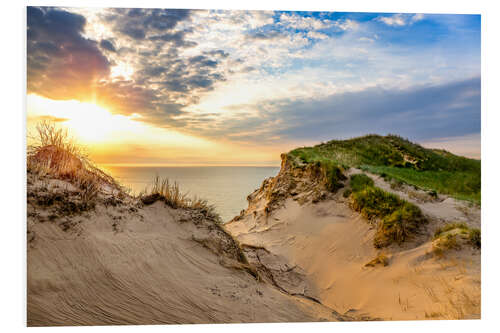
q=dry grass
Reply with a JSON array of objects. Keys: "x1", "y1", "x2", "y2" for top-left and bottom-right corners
[
  {"x1": 364, "y1": 253, "x2": 389, "y2": 267},
  {"x1": 432, "y1": 222, "x2": 481, "y2": 256},
  {"x1": 141, "y1": 176, "x2": 221, "y2": 223},
  {"x1": 27, "y1": 121, "x2": 121, "y2": 206}
]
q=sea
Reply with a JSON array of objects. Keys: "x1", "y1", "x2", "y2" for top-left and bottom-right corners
[{"x1": 102, "y1": 166, "x2": 280, "y2": 222}]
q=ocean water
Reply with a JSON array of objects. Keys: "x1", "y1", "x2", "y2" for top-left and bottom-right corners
[{"x1": 103, "y1": 166, "x2": 279, "y2": 222}]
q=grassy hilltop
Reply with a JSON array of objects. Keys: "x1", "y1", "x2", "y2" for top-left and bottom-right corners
[{"x1": 288, "y1": 135, "x2": 481, "y2": 204}]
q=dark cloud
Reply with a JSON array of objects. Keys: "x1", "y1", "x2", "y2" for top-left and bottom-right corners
[
  {"x1": 278, "y1": 78, "x2": 480, "y2": 142},
  {"x1": 185, "y1": 78, "x2": 480, "y2": 145},
  {"x1": 245, "y1": 30, "x2": 285, "y2": 41},
  {"x1": 121, "y1": 26, "x2": 146, "y2": 40},
  {"x1": 107, "y1": 8, "x2": 193, "y2": 41},
  {"x1": 99, "y1": 39, "x2": 116, "y2": 52},
  {"x1": 269, "y1": 78, "x2": 481, "y2": 143},
  {"x1": 188, "y1": 55, "x2": 218, "y2": 68},
  {"x1": 27, "y1": 7, "x2": 110, "y2": 100},
  {"x1": 203, "y1": 49, "x2": 229, "y2": 58},
  {"x1": 149, "y1": 30, "x2": 197, "y2": 47}
]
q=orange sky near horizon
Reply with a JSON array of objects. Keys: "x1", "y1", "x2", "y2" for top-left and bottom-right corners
[{"x1": 26, "y1": 94, "x2": 288, "y2": 166}]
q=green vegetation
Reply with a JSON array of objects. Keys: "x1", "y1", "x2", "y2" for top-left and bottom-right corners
[
  {"x1": 347, "y1": 173, "x2": 426, "y2": 248},
  {"x1": 469, "y1": 228, "x2": 481, "y2": 248},
  {"x1": 342, "y1": 188, "x2": 352, "y2": 198},
  {"x1": 360, "y1": 165, "x2": 480, "y2": 203},
  {"x1": 349, "y1": 173, "x2": 374, "y2": 192},
  {"x1": 351, "y1": 186, "x2": 402, "y2": 219},
  {"x1": 318, "y1": 160, "x2": 346, "y2": 192},
  {"x1": 434, "y1": 222, "x2": 481, "y2": 250},
  {"x1": 288, "y1": 134, "x2": 480, "y2": 203}
]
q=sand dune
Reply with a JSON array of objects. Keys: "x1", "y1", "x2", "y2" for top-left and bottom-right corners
[
  {"x1": 27, "y1": 171, "x2": 346, "y2": 326},
  {"x1": 226, "y1": 164, "x2": 481, "y2": 320}
]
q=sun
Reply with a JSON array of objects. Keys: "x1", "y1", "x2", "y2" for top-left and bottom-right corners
[
  {"x1": 27, "y1": 95, "x2": 135, "y2": 143},
  {"x1": 26, "y1": 94, "x2": 215, "y2": 151}
]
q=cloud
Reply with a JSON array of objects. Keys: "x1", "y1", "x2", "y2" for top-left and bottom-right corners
[
  {"x1": 272, "y1": 77, "x2": 481, "y2": 142},
  {"x1": 307, "y1": 31, "x2": 329, "y2": 40},
  {"x1": 27, "y1": 7, "x2": 111, "y2": 100},
  {"x1": 107, "y1": 8, "x2": 192, "y2": 39},
  {"x1": 148, "y1": 30, "x2": 197, "y2": 47},
  {"x1": 245, "y1": 30, "x2": 285, "y2": 41},
  {"x1": 99, "y1": 39, "x2": 116, "y2": 52},
  {"x1": 188, "y1": 78, "x2": 480, "y2": 147},
  {"x1": 377, "y1": 13, "x2": 425, "y2": 26},
  {"x1": 279, "y1": 13, "x2": 331, "y2": 30}
]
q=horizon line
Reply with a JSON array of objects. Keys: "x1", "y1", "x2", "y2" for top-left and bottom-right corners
[{"x1": 100, "y1": 163, "x2": 282, "y2": 168}]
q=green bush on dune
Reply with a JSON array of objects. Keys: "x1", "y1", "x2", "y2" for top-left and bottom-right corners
[
  {"x1": 349, "y1": 175, "x2": 426, "y2": 248},
  {"x1": 319, "y1": 160, "x2": 346, "y2": 192},
  {"x1": 349, "y1": 173, "x2": 374, "y2": 192}
]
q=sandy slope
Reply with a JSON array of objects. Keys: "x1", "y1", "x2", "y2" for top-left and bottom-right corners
[
  {"x1": 27, "y1": 172, "x2": 345, "y2": 326},
  {"x1": 226, "y1": 167, "x2": 481, "y2": 320}
]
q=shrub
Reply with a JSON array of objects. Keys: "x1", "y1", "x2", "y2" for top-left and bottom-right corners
[
  {"x1": 432, "y1": 233, "x2": 462, "y2": 257},
  {"x1": 349, "y1": 173, "x2": 374, "y2": 192},
  {"x1": 434, "y1": 222, "x2": 469, "y2": 239},
  {"x1": 468, "y1": 228, "x2": 481, "y2": 248},
  {"x1": 343, "y1": 188, "x2": 352, "y2": 198},
  {"x1": 351, "y1": 186, "x2": 402, "y2": 220},
  {"x1": 374, "y1": 203, "x2": 426, "y2": 248},
  {"x1": 432, "y1": 222, "x2": 481, "y2": 255},
  {"x1": 352, "y1": 185, "x2": 426, "y2": 247},
  {"x1": 319, "y1": 160, "x2": 346, "y2": 192}
]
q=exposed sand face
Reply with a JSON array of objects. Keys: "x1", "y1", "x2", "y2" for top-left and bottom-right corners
[
  {"x1": 226, "y1": 168, "x2": 481, "y2": 321},
  {"x1": 27, "y1": 172, "x2": 346, "y2": 326}
]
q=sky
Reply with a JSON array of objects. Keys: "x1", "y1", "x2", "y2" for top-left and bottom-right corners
[{"x1": 26, "y1": 7, "x2": 481, "y2": 165}]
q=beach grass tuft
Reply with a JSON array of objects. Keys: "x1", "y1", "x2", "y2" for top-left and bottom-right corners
[
  {"x1": 141, "y1": 176, "x2": 221, "y2": 223},
  {"x1": 27, "y1": 121, "x2": 120, "y2": 206}
]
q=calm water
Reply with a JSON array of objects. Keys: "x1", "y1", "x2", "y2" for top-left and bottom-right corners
[{"x1": 103, "y1": 166, "x2": 279, "y2": 222}]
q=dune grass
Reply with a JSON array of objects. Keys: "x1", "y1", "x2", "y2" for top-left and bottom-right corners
[
  {"x1": 141, "y1": 176, "x2": 221, "y2": 223},
  {"x1": 27, "y1": 121, "x2": 120, "y2": 206},
  {"x1": 360, "y1": 165, "x2": 480, "y2": 203},
  {"x1": 349, "y1": 173, "x2": 374, "y2": 192},
  {"x1": 364, "y1": 253, "x2": 389, "y2": 267},
  {"x1": 433, "y1": 222, "x2": 481, "y2": 249},
  {"x1": 288, "y1": 134, "x2": 480, "y2": 204},
  {"x1": 318, "y1": 160, "x2": 346, "y2": 192},
  {"x1": 348, "y1": 173, "x2": 426, "y2": 248}
]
